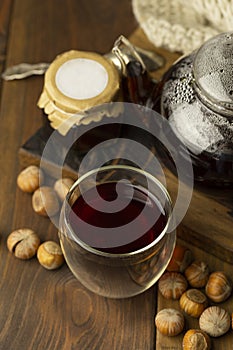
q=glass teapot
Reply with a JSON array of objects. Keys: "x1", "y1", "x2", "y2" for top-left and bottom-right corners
[{"x1": 149, "y1": 32, "x2": 233, "y2": 187}]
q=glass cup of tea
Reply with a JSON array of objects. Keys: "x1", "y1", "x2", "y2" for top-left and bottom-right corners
[{"x1": 59, "y1": 165, "x2": 176, "y2": 298}]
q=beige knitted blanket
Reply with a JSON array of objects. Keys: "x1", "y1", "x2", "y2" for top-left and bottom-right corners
[{"x1": 132, "y1": 0, "x2": 233, "y2": 54}]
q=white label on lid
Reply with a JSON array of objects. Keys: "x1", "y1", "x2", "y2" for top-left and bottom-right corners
[{"x1": 55, "y1": 58, "x2": 109, "y2": 100}]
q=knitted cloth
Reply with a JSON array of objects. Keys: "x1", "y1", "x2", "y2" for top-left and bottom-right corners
[{"x1": 132, "y1": 0, "x2": 233, "y2": 54}]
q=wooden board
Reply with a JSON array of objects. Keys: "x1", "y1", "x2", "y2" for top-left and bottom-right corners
[{"x1": 156, "y1": 238, "x2": 233, "y2": 350}]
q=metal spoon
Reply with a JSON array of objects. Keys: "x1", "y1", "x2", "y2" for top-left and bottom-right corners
[{"x1": 1, "y1": 62, "x2": 50, "y2": 81}]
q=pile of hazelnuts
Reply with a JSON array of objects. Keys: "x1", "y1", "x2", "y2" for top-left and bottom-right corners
[
  {"x1": 155, "y1": 245, "x2": 233, "y2": 349},
  {"x1": 7, "y1": 165, "x2": 75, "y2": 270}
]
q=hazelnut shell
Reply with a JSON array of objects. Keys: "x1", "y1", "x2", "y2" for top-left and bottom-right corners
[
  {"x1": 32, "y1": 186, "x2": 60, "y2": 217},
  {"x1": 199, "y1": 306, "x2": 230, "y2": 337},
  {"x1": 167, "y1": 245, "x2": 193, "y2": 273},
  {"x1": 17, "y1": 165, "x2": 44, "y2": 193},
  {"x1": 184, "y1": 260, "x2": 209, "y2": 288},
  {"x1": 180, "y1": 289, "x2": 208, "y2": 318},
  {"x1": 37, "y1": 241, "x2": 64, "y2": 270},
  {"x1": 158, "y1": 272, "x2": 188, "y2": 300},
  {"x1": 54, "y1": 177, "x2": 74, "y2": 202},
  {"x1": 205, "y1": 271, "x2": 232, "y2": 303},
  {"x1": 182, "y1": 329, "x2": 211, "y2": 350},
  {"x1": 7, "y1": 228, "x2": 40, "y2": 259},
  {"x1": 155, "y1": 308, "x2": 184, "y2": 336}
]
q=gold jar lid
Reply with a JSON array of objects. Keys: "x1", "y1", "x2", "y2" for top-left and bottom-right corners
[{"x1": 38, "y1": 50, "x2": 121, "y2": 135}]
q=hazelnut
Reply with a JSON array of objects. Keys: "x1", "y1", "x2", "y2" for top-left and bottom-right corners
[
  {"x1": 182, "y1": 329, "x2": 211, "y2": 350},
  {"x1": 179, "y1": 289, "x2": 208, "y2": 318},
  {"x1": 184, "y1": 261, "x2": 209, "y2": 288},
  {"x1": 32, "y1": 186, "x2": 60, "y2": 217},
  {"x1": 7, "y1": 228, "x2": 40, "y2": 259},
  {"x1": 155, "y1": 308, "x2": 184, "y2": 336},
  {"x1": 199, "y1": 306, "x2": 230, "y2": 337},
  {"x1": 17, "y1": 165, "x2": 44, "y2": 193},
  {"x1": 158, "y1": 272, "x2": 188, "y2": 300},
  {"x1": 205, "y1": 271, "x2": 232, "y2": 303},
  {"x1": 167, "y1": 245, "x2": 193, "y2": 273},
  {"x1": 37, "y1": 241, "x2": 64, "y2": 270},
  {"x1": 54, "y1": 177, "x2": 74, "y2": 202}
]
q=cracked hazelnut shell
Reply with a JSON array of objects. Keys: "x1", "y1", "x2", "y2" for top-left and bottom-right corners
[
  {"x1": 182, "y1": 329, "x2": 211, "y2": 350},
  {"x1": 7, "y1": 228, "x2": 40, "y2": 259}
]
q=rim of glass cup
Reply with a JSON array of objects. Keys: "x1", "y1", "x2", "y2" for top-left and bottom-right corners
[{"x1": 63, "y1": 165, "x2": 173, "y2": 258}]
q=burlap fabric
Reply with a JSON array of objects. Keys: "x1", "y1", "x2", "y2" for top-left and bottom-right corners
[{"x1": 132, "y1": 0, "x2": 233, "y2": 54}]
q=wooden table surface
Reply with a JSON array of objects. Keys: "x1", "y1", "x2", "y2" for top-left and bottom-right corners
[{"x1": 0, "y1": 1, "x2": 232, "y2": 349}]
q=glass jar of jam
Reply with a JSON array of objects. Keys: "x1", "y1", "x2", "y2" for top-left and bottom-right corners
[
  {"x1": 37, "y1": 36, "x2": 154, "y2": 171},
  {"x1": 149, "y1": 32, "x2": 233, "y2": 187}
]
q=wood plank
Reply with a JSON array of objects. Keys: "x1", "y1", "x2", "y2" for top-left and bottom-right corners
[
  {"x1": 0, "y1": 0, "x2": 13, "y2": 71},
  {"x1": 0, "y1": 0, "x2": 20, "y2": 234},
  {"x1": 0, "y1": 1, "x2": 157, "y2": 350}
]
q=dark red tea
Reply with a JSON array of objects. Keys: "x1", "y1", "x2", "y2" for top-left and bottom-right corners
[{"x1": 68, "y1": 181, "x2": 167, "y2": 254}]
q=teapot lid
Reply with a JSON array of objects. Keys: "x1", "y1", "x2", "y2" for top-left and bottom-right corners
[{"x1": 193, "y1": 32, "x2": 233, "y2": 115}]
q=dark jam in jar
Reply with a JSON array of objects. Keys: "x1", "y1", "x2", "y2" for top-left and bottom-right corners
[{"x1": 68, "y1": 181, "x2": 167, "y2": 254}]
